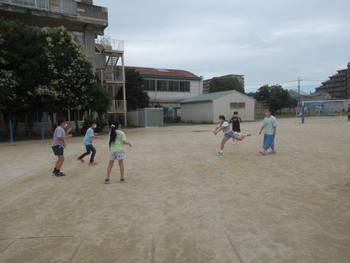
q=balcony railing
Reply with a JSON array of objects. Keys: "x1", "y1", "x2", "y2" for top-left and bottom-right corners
[
  {"x1": 108, "y1": 100, "x2": 126, "y2": 113},
  {"x1": 96, "y1": 37, "x2": 124, "y2": 52},
  {"x1": 0, "y1": 0, "x2": 77, "y2": 15},
  {"x1": 97, "y1": 69, "x2": 124, "y2": 83},
  {"x1": 77, "y1": 2, "x2": 107, "y2": 21}
]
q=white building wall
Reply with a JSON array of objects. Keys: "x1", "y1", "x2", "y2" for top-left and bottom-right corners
[
  {"x1": 181, "y1": 102, "x2": 213, "y2": 123},
  {"x1": 213, "y1": 92, "x2": 255, "y2": 121},
  {"x1": 147, "y1": 79, "x2": 203, "y2": 106}
]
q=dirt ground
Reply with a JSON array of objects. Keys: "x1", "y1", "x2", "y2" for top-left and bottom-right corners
[{"x1": 0, "y1": 117, "x2": 349, "y2": 263}]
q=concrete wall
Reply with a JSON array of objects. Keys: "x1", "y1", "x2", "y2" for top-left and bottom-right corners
[
  {"x1": 181, "y1": 102, "x2": 213, "y2": 123},
  {"x1": 127, "y1": 111, "x2": 139, "y2": 126},
  {"x1": 213, "y1": 92, "x2": 255, "y2": 121}
]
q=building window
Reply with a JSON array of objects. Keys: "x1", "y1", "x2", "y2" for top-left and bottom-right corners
[
  {"x1": 144, "y1": 79, "x2": 155, "y2": 91},
  {"x1": 157, "y1": 80, "x2": 168, "y2": 91},
  {"x1": 230, "y1": 102, "x2": 246, "y2": 109},
  {"x1": 180, "y1": 81, "x2": 190, "y2": 92},
  {"x1": 168, "y1": 81, "x2": 180, "y2": 92}
]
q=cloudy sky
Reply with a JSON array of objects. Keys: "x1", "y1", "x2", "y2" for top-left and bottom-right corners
[{"x1": 95, "y1": 0, "x2": 350, "y2": 92}]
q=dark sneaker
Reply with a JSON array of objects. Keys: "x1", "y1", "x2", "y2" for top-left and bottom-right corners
[
  {"x1": 104, "y1": 177, "x2": 110, "y2": 184},
  {"x1": 120, "y1": 177, "x2": 125, "y2": 182},
  {"x1": 51, "y1": 171, "x2": 57, "y2": 176},
  {"x1": 56, "y1": 172, "x2": 66, "y2": 177}
]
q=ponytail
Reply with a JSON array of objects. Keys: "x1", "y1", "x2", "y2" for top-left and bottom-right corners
[{"x1": 109, "y1": 121, "x2": 120, "y2": 147}]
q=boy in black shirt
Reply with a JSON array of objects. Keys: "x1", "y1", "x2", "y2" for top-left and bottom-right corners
[{"x1": 230, "y1": 111, "x2": 242, "y2": 144}]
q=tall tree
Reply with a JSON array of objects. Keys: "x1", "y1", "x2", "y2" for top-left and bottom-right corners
[
  {"x1": 255, "y1": 85, "x2": 297, "y2": 112},
  {"x1": 209, "y1": 77, "x2": 244, "y2": 93},
  {"x1": 0, "y1": 19, "x2": 110, "y2": 128}
]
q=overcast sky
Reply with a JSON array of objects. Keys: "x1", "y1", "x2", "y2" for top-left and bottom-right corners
[{"x1": 95, "y1": 0, "x2": 350, "y2": 92}]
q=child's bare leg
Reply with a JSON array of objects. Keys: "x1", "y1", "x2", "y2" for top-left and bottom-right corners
[
  {"x1": 106, "y1": 160, "x2": 114, "y2": 177},
  {"x1": 118, "y1": 160, "x2": 125, "y2": 177},
  {"x1": 235, "y1": 133, "x2": 247, "y2": 141},
  {"x1": 56, "y1": 156, "x2": 64, "y2": 170},
  {"x1": 220, "y1": 137, "x2": 230, "y2": 151}
]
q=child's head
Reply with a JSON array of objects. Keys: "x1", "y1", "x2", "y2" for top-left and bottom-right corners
[
  {"x1": 58, "y1": 119, "x2": 67, "y2": 128},
  {"x1": 265, "y1": 108, "x2": 272, "y2": 117},
  {"x1": 233, "y1": 111, "x2": 238, "y2": 116},
  {"x1": 109, "y1": 121, "x2": 120, "y2": 147},
  {"x1": 90, "y1": 121, "x2": 97, "y2": 129},
  {"x1": 218, "y1": 115, "x2": 225, "y2": 123}
]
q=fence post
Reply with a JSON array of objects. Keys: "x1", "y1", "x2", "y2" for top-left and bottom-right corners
[
  {"x1": 41, "y1": 121, "x2": 46, "y2": 141},
  {"x1": 301, "y1": 106, "x2": 305, "y2": 124},
  {"x1": 9, "y1": 120, "x2": 14, "y2": 144}
]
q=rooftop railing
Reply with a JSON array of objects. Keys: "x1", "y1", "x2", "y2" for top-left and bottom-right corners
[
  {"x1": 0, "y1": 0, "x2": 77, "y2": 15},
  {"x1": 96, "y1": 37, "x2": 124, "y2": 52}
]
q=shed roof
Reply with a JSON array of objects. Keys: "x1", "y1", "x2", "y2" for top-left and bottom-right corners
[{"x1": 181, "y1": 90, "x2": 254, "y2": 104}]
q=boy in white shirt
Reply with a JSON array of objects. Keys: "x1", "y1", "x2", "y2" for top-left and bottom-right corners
[{"x1": 213, "y1": 115, "x2": 250, "y2": 156}]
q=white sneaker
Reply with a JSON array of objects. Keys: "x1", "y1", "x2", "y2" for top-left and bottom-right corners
[
  {"x1": 217, "y1": 151, "x2": 224, "y2": 156},
  {"x1": 231, "y1": 140, "x2": 238, "y2": 145}
]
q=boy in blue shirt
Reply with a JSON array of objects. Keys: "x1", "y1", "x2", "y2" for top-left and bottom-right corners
[
  {"x1": 259, "y1": 109, "x2": 277, "y2": 155},
  {"x1": 78, "y1": 122, "x2": 99, "y2": 165}
]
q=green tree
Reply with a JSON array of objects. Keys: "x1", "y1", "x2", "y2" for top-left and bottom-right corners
[
  {"x1": 255, "y1": 85, "x2": 297, "y2": 112},
  {"x1": 117, "y1": 69, "x2": 149, "y2": 110},
  {"x1": 0, "y1": 19, "x2": 43, "y2": 120},
  {"x1": 209, "y1": 77, "x2": 244, "y2": 93},
  {"x1": 0, "y1": 19, "x2": 110, "y2": 131}
]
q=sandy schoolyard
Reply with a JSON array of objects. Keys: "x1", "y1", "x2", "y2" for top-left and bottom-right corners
[{"x1": 0, "y1": 117, "x2": 349, "y2": 263}]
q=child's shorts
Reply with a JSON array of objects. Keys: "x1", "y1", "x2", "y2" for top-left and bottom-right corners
[
  {"x1": 263, "y1": 134, "x2": 275, "y2": 149},
  {"x1": 224, "y1": 130, "x2": 239, "y2": 138},
  {"x1": 52, "y1": 145, "x2": 64, "y2": 156},
  {"x1": 109, "y1": 150, "x2": 126, "y2": 161}
]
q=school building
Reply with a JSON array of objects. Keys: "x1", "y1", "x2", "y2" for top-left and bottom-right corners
[
  {"x1": 129, "y1": 67, "x2": 203, "y2": 118},
  {"x1": 181, "y1": 90, "x2": 256, "y2": 123}
]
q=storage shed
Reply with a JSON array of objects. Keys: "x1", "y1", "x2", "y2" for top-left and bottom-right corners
[
  {"x1": 181, "y1": 90, "x2": 255, "y2": 123},
  {"x1": 127, "y1": 108, "x2": 164, "y2": 127}
]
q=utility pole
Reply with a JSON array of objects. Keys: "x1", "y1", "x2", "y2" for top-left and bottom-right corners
[{"x1": 297, "y1": 78, "x2": 302, "y2": 112}]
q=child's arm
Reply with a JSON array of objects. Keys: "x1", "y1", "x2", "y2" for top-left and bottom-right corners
[
  {"x1": 258, "y1": 125, "x2": 265, "y2": 135},
  {"x1": 123, "y1": 140, "x2": 132, "y2": 147},
  {"x1": 213, "y1": 126, "x2": 223, "y2": 135}
]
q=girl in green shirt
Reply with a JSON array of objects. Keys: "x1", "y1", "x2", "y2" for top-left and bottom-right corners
[{"x1": 105, "y1": 122, "x2": 132, "y2": 184}]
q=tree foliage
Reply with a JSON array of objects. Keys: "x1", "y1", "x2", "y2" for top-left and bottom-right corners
[
  {"x1": 117, "y1": 69, "x2": 149, "y2": 111},
  {"x1": 254, "y1": 85, "x2": 297, "y2": 111},
  {"x1": 0, "y1": 19, "x2": 109, "y2": 121},
  {"x1": 209, "y1": 77, "x2": 244, "y2": 93}
]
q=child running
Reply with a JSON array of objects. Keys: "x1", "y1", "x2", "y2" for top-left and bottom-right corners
[
  {"x1": 213, "y1": 115, "x2": 250, "y2": 156},
  {"x1": 51, "y1": 119, "x2": 72, "y2": 176},
  {"x1": 105, "y1": 121, "x2": 132, "y2": 184},
  {"x1": 78, "y1": 121, "x2": 99, "y2": 165},
  {"x1": 259, "y1": 108, "x2": 277, "y2": 155},
  {"x1": 230, "y1": 111, "x2": 242, "y2": 144}
]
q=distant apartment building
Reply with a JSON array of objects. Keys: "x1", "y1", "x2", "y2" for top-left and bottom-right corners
[
  {"x1": 203, "y1": 74, "x2": 244, "y2": 94},
  {"x1": 316, "y1": 63, "x2": 350, "y2": 99},
  {"x1": 0, "y1": 0, "x2": 127, "y2": 123},
  {"x1": 129, "y1": 67, "x2": 203, "y2": 108}
]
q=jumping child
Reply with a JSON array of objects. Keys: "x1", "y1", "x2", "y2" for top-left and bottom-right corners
[
  {"x1": 259, "y1": 108, "x2": 277, "y2": 155},
  {"x1": 51, "y1": 119, "x2": 72, "y2": 176},
  {"x1": 213, "y1": 115, "x2": 250, "y2": 156},
  {"x1": 78, "y1": 121, "x2": 99, "y2": 165},
  {"x1": 105, "y1": 121, "x2": 132, "y2": 184},
  {"x1": 230, "y1": 111, "x2": 242, "y2": 144}
]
